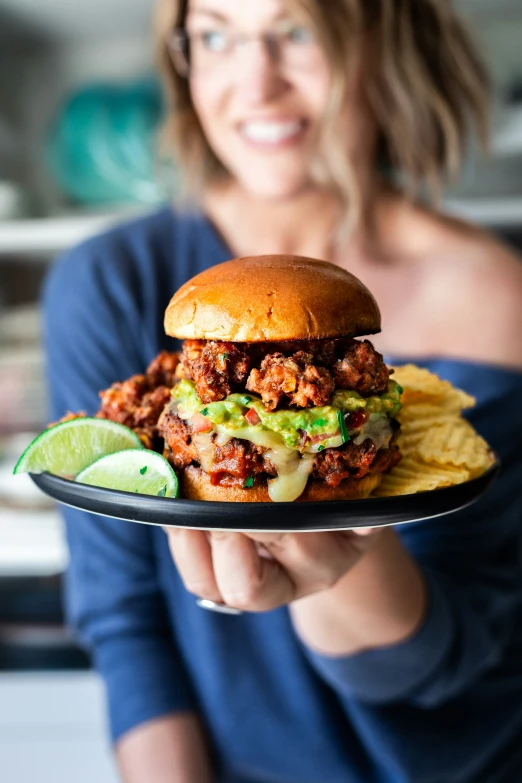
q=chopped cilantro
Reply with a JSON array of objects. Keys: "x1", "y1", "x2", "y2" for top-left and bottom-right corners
[
  {"x1": 396, "y1": 384, "x2": 404, "y2": 394},
  {"x1": 219, "y1": 352, "x2": 229, "y2": 361},
  {"x1": 239, "y1": 395, "x2": 252, "y2": 405},
  {"x1": 313, "y1": 418, "x2": 327, "y2": 428},
  {"x1": 140, "y1": 466, "x2": 148, "y2": 475},
  {"x1": 200, "y1": 408, "x2": 210, "y2": 416},
  {"x1": 317, "y1": 445, "x2": 325, "y2": 452},
  {"x1": 157, "y1": 485, "x2": 167, "y2": 497},
  {"x1": 337, "y1": 410, "x2": 350, "y2": 444},
  {"x1": 243, "y1": 476, "x2": 254, "y2": 489}
]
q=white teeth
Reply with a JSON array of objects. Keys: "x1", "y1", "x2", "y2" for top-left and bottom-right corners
[{"x1": 240, "y1": 121, "x2": 303, "y2": 144}]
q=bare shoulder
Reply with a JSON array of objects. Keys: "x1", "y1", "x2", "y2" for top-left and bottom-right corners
[{"x1": 410, "y1": 207, "x2": 522, "y2": 368}]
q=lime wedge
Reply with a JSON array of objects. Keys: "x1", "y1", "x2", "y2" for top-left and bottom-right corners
[
  {"x1": 75, "y1": 449, "x2": 179, "y2": 498},
  {"x1": 14, "y1": 418, "x2": 143, "y2": 478}
]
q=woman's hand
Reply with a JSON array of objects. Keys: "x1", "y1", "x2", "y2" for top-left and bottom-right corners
[{"x1": 163, "y1": 527, "x2": 381, "y2": 613}]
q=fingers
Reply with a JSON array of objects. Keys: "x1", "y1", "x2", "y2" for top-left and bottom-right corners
[
  {"x1": 164, "y1": 528, "x2": 223, "y2": 604},
  {"x1": 351, "y1": 526, "x2": 381, "y2": 537},
  {"x1": 164, "y1": 529, "x2": 296, "y2": 611},
  {"x1": 209, "y1": 532, "x2": 296, "y2": 612},
  {"x1": 163, "y1": 526, "x2": 380, "y2": 613},
  {"x1": 263, "y1": 533, "x2": 354, "y2": 597}
]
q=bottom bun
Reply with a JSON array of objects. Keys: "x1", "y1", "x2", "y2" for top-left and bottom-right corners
[{"x1": 180, "y1": 465, "x2": 383, "y2": 503}]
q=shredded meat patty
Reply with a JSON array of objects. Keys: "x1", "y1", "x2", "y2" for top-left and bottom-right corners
[
  {"x1": 158, "y1": 408, "x2": 399, "y2": 488},
  {"x1": 246, "y1": 351, "x2": 335, "y2": 410},
  {"x1": 146, "y1": 350, "x2": 182, "y2": 387},
  {"x1": 183, "y1": 340, "x2": 251, "y2": 403},
  {"x1": 91, "y1": 342, "x2": 396, "y2": 490},
  {"x1": 158, "y1": 409, "x2": 276, "y2": 481},
  {"x1": 181, "y1": 337, "x2": 388, "y2": 407},
  {"x1": 333, "y1": 340, "x2": 389, "y2": 396},
  {"x1": 158, "y1": 407, "x2": 198, "y2": 469},
  {"x1": 96, "y1": 351, "x2": 181, "y2": 448},
  {"x1": 311, "y1": 438, "x2": 400, "y2": 487},
  {"x1": 204, "y1": 439, "x2": 277, "y2": 485}
]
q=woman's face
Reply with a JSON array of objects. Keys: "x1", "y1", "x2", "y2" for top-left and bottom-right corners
[{"x1": 186, "y1": 0, "x2": 333, "y2": 200}]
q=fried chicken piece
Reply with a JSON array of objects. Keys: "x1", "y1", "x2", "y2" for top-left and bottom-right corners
[
  {"x1": 333, "y1": 340, "x2": 389, "y2": 397},
  {"x1": 146, "y1": 350, "x2": 182, "y2": 387},
  {"x1": 96, "y1": 372, "x2": 172, "y2": 448},
  {"x1": 158, "y1": 408, "x2": 198, "y2": 469},
  {"x1": 180, "y1": 340, "x2": 205, "y2": 376},
  {"x1": 97, "y1": 375, "x2": 149, "y2": 428},
  {"x1": 133, "y1": 386, "x2": 172, "y2": 429},
  {"x1": 188, "y1": 341, "x2": 251, "y2": 403},
  {"x1": 245, "y1": 352, "x2": 335, "y2": 410}
]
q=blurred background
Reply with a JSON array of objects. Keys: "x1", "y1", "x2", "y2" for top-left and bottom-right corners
[{"x1": 0, "y1": 0, "x2": 521, "y2": 781}]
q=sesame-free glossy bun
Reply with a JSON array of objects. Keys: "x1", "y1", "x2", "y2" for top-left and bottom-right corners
[
  {"x1": 165, "y1": 255, "x2": 381, "y2": 342},
  {"x1": 180, "y1": 465, "x2": 382, "y2": 503}
]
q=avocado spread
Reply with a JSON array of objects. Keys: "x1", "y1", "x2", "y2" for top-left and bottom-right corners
[{"x1": 172, "y1": 379, "x2": 402, "y2": 452}]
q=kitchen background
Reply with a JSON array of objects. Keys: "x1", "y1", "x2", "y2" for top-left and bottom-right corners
[{"x1": 0, "y1": 1, "x2": 521, "y2": 781}]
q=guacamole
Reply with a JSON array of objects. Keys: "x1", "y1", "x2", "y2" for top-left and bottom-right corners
[{"x1": 172, "y1": 379, "x2": 402, "y2": 452}]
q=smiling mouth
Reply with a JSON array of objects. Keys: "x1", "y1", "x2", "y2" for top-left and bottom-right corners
[{"x1": 238, "y1": 119, "x2": 308, "y2": 148}]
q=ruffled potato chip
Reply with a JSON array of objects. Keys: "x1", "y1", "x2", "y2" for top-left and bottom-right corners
[
  {"x1": 373, "y1": 456, "x2": 471, "y2": 497},
  {"x1": 415, "y1": 420, "x2": 492, "y2": 474},
  {"x1": 372, "y1": 365, "x2": 493, "y2": 497},
  {"x1": 392, "y1": 364, "x2": 475, "y2": 410}
]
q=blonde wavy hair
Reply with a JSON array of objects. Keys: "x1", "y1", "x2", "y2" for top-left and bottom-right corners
[{"x1": 155, "y1": 0, "x2": 489, "y2": 228}]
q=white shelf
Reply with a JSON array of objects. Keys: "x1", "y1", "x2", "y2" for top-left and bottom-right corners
[
  {"x1": 0, "y1": 209, "x2": 146, "y2": 257},
  {"x1": 0, "y1": 508, "x2": 68, "y2": 577},
  {"x1": 0, "y1": 673, "x2": 118, "y2": 783}
]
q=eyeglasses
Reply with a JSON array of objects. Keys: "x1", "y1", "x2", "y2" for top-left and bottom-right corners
[{"x1": 168, "y1": 19, "x2": 319, "y2": 78}]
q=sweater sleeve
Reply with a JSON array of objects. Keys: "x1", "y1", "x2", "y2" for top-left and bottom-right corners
[
  {"x1": 42, "y1": 240, "x2": 196, "y2": 742},
  {"x1": 302, "y1": 367, "x2": 522, "y2": 708}
]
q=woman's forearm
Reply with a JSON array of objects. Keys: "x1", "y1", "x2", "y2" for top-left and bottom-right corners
[
  {"x1": 116, "y1": 713, "x2": 214, "y2": 783},
  {"x1": 289, "y1": 529, "x2": 427, "y2": 656}
]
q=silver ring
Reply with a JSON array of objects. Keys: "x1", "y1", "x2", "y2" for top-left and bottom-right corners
[{"x1": 196, "y1": 598, "x2": 243, "y2": 615}]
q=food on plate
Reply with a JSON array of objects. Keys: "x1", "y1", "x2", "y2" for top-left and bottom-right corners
[
  {"x1": 75, "y1": 449, "x2": 179, "y2": 498},
  {"x1": 374, "y1": 364, "x2": 494, "y2": 496},
  {"x1": 13, "y1": 417, "x2": 143, "y2": 479},
  {"x1": 156, "y1": 255, "x2": 403, "y2": 502},
  {"x1": 15, "y1": 256, "x2": 494, "y2": 503}
]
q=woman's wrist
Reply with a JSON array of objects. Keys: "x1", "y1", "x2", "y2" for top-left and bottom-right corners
[
  {"x1": 289, "y1": 529, "x2": 427, "y2": 657},
  {"x1": 116, "y1": 714, "x2": 214, "y2": 783}
]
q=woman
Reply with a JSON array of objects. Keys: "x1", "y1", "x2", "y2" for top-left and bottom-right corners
[{"x1": 43, "y1": 1, "x2": 522, "y2": 781}]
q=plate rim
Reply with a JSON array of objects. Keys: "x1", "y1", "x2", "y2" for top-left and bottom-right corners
[{"x1": 29, "y1": 459, "x2": 501, "y2": 532}]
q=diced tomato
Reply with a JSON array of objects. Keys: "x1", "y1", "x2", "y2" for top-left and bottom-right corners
[
  {"x1": 311, "y1": 431, "x2": 338, "y2": 443},
  {"x1": 245, "y1": 408, "x2": 261, "y2": 426},
  {"x1": 191, "y1": 412, "x2": 213, "y2": 433},
  {"x1": 346, "y1": 410, "x2": 370, "y2": 430}
]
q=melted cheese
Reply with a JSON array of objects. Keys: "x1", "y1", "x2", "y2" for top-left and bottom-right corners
[
  {"x1": 191, "y1": 415, "x2": 392, "y2": 502},
  {"x1": 214, "y1": 424, "x2": 315, "y2": 502},
  {"x1": 354, "y1": 415, "x2": 393, "y2": 450},
  {"x1": 192, "y1": 431, "x2": 215, "y2": 473},
  {"x1": 266, "y1": 450, "x2": 315, "y2": 503}
]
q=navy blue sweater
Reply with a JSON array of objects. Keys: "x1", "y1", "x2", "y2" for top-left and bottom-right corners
[{"x1": 43, "y1": 208, "x2": 522, "y2": 783}]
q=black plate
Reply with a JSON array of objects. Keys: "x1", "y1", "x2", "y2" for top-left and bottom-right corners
[{"x1": 30, "y1": 461, "x2": 500, "y2": 533}]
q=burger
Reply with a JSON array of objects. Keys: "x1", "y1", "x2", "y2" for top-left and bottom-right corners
[{"x1": 153, "y1": 255, "x2": 402, "y2": 503}]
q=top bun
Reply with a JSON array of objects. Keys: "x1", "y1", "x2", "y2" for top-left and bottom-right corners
[{"x1": 164, "y1": 255, "x2": 381, "y2": 342}]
